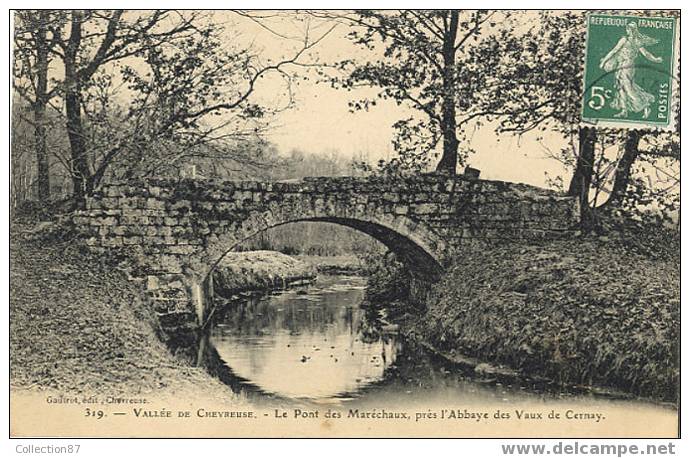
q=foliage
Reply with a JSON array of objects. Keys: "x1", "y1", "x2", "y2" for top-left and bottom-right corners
[
  {"x1": 12, "y1": 11, "x2": 69, "y2": 202},
  {"x1": 238, "y1": 221, "x2": 382, "y2": 258},
  {"x1": 489, "y1": 10, "x2": 680, "y2": 227},
  {"x1": 361, "y1": 251, "x2": 410, "y2": 304},
  {"x1": 256, "y1": 147, "x2": 367, "y2": 181},
  {"x1": 327, "y1": 10, "x2": 508, "y2": 174},
  {"x1": 13, "y1": 10, "x2": 332, "y2": 205},
  {"x1": 596, "y1": 209, "x2": 680, "y2": 260}
]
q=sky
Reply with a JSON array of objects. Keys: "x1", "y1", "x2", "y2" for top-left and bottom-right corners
[
  {"x1": 15, "y1": 10, "x2": 678, "y2": 193},
  {"x1": 14, "y1": 10, "x2": 572, "y2": 189},
  {"x1": 227, "y1": 11, "x2": 571, "y2": 189}
]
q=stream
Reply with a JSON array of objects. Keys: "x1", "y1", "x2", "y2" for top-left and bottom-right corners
[{"x1": 206, "y1": 274, "x2": 677, "y2": 421}]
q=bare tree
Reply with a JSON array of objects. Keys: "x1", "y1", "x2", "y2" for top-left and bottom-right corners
[
  {"x1": 13, "y1": 11, "x2": 67, "y2": 202},
  {"x1": 13, "y1": 10, "x2": 335, "y2": 207}
]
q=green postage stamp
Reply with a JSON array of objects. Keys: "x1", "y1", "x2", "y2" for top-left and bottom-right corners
[{"x1": 582, "y1": 13, "x2": 679, "y2": 131}]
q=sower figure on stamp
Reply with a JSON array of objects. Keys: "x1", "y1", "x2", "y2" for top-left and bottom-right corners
[{"x1": 599, "y1": 22, "x2": 663, "y2": 119}]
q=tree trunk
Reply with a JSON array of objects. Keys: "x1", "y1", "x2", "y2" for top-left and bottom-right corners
[
  {"x1": 64, "y1": 11, "x2": 91, "y2": 208},
  {"x1": 435, "y1": 10, "x2": 459, "y2": 175},
  {"x1": 567, "y1": 126, "x2": 597, "y2": 222},
  {"x1": 34, "y1": 11, "x2": 50, "y2": 203},
  {"x1": 65, "y1": 89, "x2": 91, "y2": 205},
  {"x1": 602, "y1": 130, "x2": 641, "y2": 208}
]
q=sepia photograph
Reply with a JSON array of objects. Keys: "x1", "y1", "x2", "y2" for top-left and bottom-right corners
[{"x1": 6, "y1": 5, "x2": 682, "y2": 444}]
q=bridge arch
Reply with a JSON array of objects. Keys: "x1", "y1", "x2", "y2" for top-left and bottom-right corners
[
  {"x1": 161, "y1": 197, "x2": 449, "y2": 347},
  {"x1": 201, "y1": 205, "x2": 447, "y2": 285}
]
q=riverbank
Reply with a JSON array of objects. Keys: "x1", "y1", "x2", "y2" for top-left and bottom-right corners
[
  {"x1": 213, "y1": 250, "x2": 317, "y2": 297},
  {"x1": 9, "y1": 218, "x2": 243, "y2": 404},
  {"x1": 295, "y1": 254, "x2": 367, "y2": 275},
  {"x1": 413, "y1": 236, "x2": 679, "y2": 403}
]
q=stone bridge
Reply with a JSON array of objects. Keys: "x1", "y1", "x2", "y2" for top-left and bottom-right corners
[{"x1": 74, "y1": 174, "x2": 579, "y2": 347}]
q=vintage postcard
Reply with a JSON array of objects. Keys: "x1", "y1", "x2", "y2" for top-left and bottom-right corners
[{"x1": 8, "y1": 9, "x2": 680, "y2": 441}]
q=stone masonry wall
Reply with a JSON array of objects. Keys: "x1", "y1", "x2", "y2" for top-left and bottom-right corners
[{"x1": 73, "y1": 174, "x2": 580, "y2": 345}]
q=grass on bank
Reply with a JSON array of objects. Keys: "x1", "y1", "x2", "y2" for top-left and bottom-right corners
[
  {"x1": 415, "y1": 236, "x2": 679, "y2": 403},
  {"x1": 10, "y1": 217, "x2": 241, "y2": 402}
]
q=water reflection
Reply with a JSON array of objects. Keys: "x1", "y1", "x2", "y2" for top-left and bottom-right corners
[
  {"x1": 210, "y1": 275, "x2": 398, "y2": 401},
  {"x1": 207, "y1": 274, "x2": 677, "y2": 423}
]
